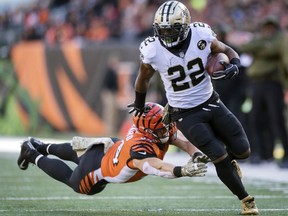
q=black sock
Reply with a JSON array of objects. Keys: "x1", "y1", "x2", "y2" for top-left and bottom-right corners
[
  {"x1": 37, "y1": 144, "x2": 49, "y2": 155},
  {"x1": 37, "y1": 156, "x2": 73, "y2": 187},
  {"x1": 214, "y1": 157, "x2": 248, "y2": 200},
  {"x1": 29, "y1": 150, "x2": 42, "y2": 164},
  {"x1": 45, "y1": 143, "x2": 79, "y2": 163}
]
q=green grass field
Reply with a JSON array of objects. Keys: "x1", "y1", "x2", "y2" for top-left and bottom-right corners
[{"x1": 1, "y1": 152, "x2": 288, "y2": 216}]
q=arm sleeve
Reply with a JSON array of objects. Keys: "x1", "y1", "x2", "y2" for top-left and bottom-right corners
[{"x1": 142, "y1": 161, "x2": 175, "y2": 179}]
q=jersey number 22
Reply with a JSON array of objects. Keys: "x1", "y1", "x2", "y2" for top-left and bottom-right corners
[{"x1": 168, "y1": 57, "x2": 205, "y2": 92}]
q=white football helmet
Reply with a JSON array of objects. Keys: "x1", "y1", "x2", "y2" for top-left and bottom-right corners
[{"x1": 153, "y1": 1, "x2": 191, "y2": 48}]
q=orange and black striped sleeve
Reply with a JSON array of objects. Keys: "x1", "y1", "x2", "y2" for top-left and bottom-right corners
[{"x1": 130, "y1": 143, "x2": 157, "y2": 160}]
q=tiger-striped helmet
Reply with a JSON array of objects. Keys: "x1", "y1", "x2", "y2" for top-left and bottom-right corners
[
  {"x1": 153, "y1": 1, "x2": 191, "y2": 48},
  {"x1": 133, "y1": 102, "x2": 177, "y2": 143}
]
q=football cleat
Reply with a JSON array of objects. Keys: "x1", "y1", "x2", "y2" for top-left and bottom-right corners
[
  {"x1": 28, "y1": 137, "x2": 48, "y2": 156},
  {"x1": 17, "y1": 141, "x2": 36, "y2": 170},
  {"x1": 241, "y1": 195, "x2": 259, "y2": 215},
  {"x1": 231, "y1": 159, "x2": 242, "y2": 179}
]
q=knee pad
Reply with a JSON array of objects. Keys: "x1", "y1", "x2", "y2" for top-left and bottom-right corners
[{"x1": 226, "y1": 146, "x2": 250, "y2": 160}]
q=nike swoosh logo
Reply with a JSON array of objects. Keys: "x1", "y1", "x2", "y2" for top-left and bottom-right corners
[
  {"x1": 19, "y1": 159, "x2": 27, "y2": 168},
  {"x1": 138, "y1": 151, "x2": 147, "y2": 155}
]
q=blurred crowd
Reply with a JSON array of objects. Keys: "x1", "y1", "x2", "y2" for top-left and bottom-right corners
[{"x1": 0, "y1": 0, "x2": 288, "y2": 48}]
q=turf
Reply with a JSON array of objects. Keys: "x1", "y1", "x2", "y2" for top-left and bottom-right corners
[{"x1": 1, "y1": 152, "x2": 287, "y2": 216}]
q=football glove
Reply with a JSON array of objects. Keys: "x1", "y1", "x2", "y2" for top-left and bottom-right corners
[
  {"x1": 211, "y1": 61, "x2": 239, "y2": 80},
  {"x1": 127, "y1": 102, "x2": 145, "y2": 117},
  {"x1": 181, "y1": 161, "x2": 207, "y2": 177},
  {"x1": 127, "y1": 91, "x2": 146, "y2": 116},
  {"x1": 190, "y1": 152, "x2": 211, "y2": 164}
]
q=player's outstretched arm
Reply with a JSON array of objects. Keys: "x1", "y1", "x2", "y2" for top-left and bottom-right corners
[{"x1": 132, "y1": 157, "x2": 207, "y2": 179}]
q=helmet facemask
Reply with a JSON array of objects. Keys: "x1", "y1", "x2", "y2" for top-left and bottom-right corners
[
  {"x1": 153, "y1": 22, "x2": 189, "y2": 48},
  {"x1": 133, "y1": 103, "x2": 177, "y2": 144},
  {"x1": 151, "y1": 122, "x2": 177, "y2": 144}
]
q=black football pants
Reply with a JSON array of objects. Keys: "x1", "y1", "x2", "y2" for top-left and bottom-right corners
[{"x1": 175, "y1": 98, "x2": 250, "y2": 200}]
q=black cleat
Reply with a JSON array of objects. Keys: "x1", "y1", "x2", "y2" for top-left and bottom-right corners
[
  {"x1": 28, "y1": 137, "x2": 48, "y2": 156},
  {"x1": 17, "y1": 141, "x2": 36, "y2": 170}
]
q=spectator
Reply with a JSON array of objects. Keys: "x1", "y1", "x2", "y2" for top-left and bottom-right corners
[
  {"x1": 1, "y1": 0, "x2": 288, "y2": 46},
  {"x1": 101, "y1": 56, "x2": 120, "y2": 135},
  {"x1": 239, "y1": 17, "x2": 288, "y2": 168}
]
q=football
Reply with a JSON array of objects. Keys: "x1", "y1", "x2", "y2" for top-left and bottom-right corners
[{"x1": 205, "y1": 53, "x2": 229, "y2": 75}]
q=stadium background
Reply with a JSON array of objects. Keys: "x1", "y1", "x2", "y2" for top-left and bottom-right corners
[{"x1": 0, "y1": 1, "x2": 288, "y2": 151}]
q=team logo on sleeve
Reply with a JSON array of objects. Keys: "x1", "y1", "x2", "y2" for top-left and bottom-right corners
[{"x1": 197, "y1": 40, "x2": 207, "y2": 50}]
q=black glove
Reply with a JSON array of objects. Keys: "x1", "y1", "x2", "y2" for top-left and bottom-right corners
[
  {"x1": 127, "y1": 91, "x2": 146, "y2": 117},
  {"x1": 211, "y1": 58, "x2": 240, "y2": 80},
  {"x1": 127, "y1": 102, "x2": 145, "y2": 117}
]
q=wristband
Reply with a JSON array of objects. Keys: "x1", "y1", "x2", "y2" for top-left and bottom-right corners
[
  {"x1": 230, "y1": 58, "x2": 241, "y2": 67},
  {"x1": 173, "y1": 166, "x2": 183, "y2": 177},
  {"x1": 135, "y1": 91, "x2": 146, "y2": 108}
]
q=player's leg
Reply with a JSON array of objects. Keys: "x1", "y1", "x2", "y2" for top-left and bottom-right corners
[
  {"x1": 28, "y1": 137, "x2": 79, "y2": 164},
  {"x1": 176, "y1": 114, "x2": 258, "y2": 215},
  {"x1": 69, "y1": 145, "x2": 107, "y2": 195},
  {"x1": 210, "y1": 101, "x2": 250, "y2": 160},
  {"x1": 209, "y1": 101, "x2": 248, "y2": 178},
  {"x1": 177, "y1": 118, "x2": 248, "y2": 197},
  {"x1": 17, "y1": 141, "x2": 75, "y2": 188},
  {"x1": 209, "y1": 101, "x2": 258, "y2": 215},
  {"x1": 17, "y1": 141, "x2": 107, "y2": 195}
]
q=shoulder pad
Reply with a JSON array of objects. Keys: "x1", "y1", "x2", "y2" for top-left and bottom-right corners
[
  {"x1": 130, "y1": 143, "x2": 157, "y2": 160},
  {"x1": 139, "y1": 36, "x2": 157, "y2": 63},
  {"x1": 191, "y1": 22, "x2": 216, "y2": 40},
  {"x1": 192, "y1": 22, "x2": 211, "y2": 28}
]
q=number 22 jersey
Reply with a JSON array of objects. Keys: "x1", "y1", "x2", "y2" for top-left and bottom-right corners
[{"x1": 140, "y1": 22, "x2": 216, "y2": 109}]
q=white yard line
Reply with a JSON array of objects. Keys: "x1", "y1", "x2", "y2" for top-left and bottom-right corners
[{"x1": 1, "y1": 195, "x2": 288, "y2": 201}]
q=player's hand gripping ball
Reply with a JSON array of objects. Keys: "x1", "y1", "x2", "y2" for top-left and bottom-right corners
[{"x1": 205, "y1": 53, "x2": 229, "y2": 75}]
